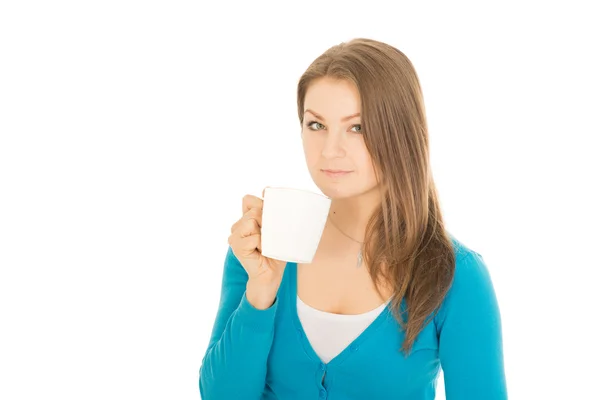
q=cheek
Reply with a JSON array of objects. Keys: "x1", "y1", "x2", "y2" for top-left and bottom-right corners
[
  {"x1": 302, "y1": 133, "x2": 322, "y2": 165},
  {"x1": 355, "y1": 149, "x2": 378, "y2": 182}
]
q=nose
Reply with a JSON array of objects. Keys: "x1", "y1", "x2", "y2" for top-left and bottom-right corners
[{"x1": 321, "y1": 129, "x2": 346, "y2": 159}]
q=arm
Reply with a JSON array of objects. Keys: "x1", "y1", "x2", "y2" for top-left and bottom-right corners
[
  {"x1": 199, "y1": 247, "x2": 278, "y2": 399},
  {"x1": 436, "y1": 250, "x2": 508, "y2": 399}
]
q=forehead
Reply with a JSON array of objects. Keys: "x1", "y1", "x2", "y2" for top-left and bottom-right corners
[{"x1": 304, "y1": 77, "x2": 361, "y2": 116}]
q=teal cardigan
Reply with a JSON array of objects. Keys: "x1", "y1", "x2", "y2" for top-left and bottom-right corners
[{"x1": 199, "y1": 236, "x2": 507, "y2": 399}]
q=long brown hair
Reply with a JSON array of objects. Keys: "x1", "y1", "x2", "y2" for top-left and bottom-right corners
[{"x1": 297, "y1": 38, "x2": 456, "y2": 355}]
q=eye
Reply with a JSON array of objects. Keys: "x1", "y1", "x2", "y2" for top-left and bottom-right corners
[
  {"x1": 350, "y1": 124, "x2": 362, "y2": 133},
  {"x1": 307, "y1": 121, "x2": 325, "y2": 131}
]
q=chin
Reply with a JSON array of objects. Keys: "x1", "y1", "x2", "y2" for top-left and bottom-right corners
[
  {"x1": 314, "y1": 181, "x2": 363, "y2": 200},
  {"x1": 320, "y1": 188, "x2": 352, "y2": 200}
]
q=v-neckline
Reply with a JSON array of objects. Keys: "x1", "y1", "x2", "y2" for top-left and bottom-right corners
[{"x1": 287, "y1": 262, "x2": 391, "y2": 366}]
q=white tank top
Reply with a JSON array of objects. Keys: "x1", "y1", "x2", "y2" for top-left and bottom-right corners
[{"x1": 296, "y1": 295, "x2": 390, "y2": 363}]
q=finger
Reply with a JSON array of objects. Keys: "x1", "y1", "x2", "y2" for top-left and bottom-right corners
[
  {"x1": 239, "y1": 218, "x2": 260, "y2": 238},
  {"x1": 234, "y1": 232, "x2": 261, "y2": 254},
  {"x1": 242, "y1": 194, "x2": 263, "y2": 214},
  {"x1": 230, "y1": 208, "x2": 262, "y2": 234},
  {"x1": 267, "y1": 257, "x2": 286, "y2": 272},
  {"x1": 245, "y1": 207, "x2": 262, "y2": 228},
  {"x1": 244, "y1": 234, "x2": 260, "y2": 255},
  {"x1": 229, "y1": 232, "x2": 261, "y2": 256},
  {"x1": 230, "y1": 218, "x2": 242, "y2": 234}
]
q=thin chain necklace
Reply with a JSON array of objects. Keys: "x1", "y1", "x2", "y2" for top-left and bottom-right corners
[{"x1": 327, "y1": 213, "x2": 364, "y2": 268}]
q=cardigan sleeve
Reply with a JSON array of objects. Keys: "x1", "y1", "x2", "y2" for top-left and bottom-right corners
[
  {"x1": 199, "y1": 247, "x2": 278, "y2": 399},
  {"x1": 436, "y1": 249, "x2": 508, "y2": 399}
]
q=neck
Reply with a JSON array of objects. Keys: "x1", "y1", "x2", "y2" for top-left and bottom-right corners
[{"x1": 328, "y1": 188, "x2": 381, "y2": 242}]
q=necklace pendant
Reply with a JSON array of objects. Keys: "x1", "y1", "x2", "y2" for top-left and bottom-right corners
[{"x1": 357, "y1": 247, "x2": 363, "y2": 268}]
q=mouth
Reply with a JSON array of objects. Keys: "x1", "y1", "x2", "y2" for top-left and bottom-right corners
[{"x1": 321, "y1": 169, "x2": 353, "y2": 178}]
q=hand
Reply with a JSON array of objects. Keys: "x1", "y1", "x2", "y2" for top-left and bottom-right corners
[{"x1": 228, "y1": 190, "x2": 287, "y2": 309}]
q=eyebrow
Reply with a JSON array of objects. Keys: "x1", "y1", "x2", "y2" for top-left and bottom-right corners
[{"x1": 304, "y1": 109, "x2": 361, "y2": 122}]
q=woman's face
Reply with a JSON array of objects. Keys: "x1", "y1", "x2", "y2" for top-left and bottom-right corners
[{"x1": 301, "y1": 77, "x2": 379, "y2": 200}]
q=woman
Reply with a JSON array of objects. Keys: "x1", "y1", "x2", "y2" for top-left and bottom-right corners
[{"x1": 199, "y1": 38, "x2": 507, "y2": 399}]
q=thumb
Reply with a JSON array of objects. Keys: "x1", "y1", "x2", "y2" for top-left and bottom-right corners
[{"x1": 267, "y1": 256, "x2": 287, "y2": 272}]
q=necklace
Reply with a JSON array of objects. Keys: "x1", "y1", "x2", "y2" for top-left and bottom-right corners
[{"x1": 327, "y1": 213, "x2": 364, "y2": 268}]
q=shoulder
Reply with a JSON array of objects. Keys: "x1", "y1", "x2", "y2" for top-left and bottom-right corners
[
  {"x1": 449, "y1": 235, "x2": 493, "y2": 294},
  {"x1": 434, "y1": 235, "x2": 500, "y2": 329}
]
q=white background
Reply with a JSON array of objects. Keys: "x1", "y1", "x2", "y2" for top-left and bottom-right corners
[{"x1": 1, "y1": 1, "x2": 598, "y2": 399}]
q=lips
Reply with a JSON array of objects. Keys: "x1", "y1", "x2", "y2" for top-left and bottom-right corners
[{"x1": 321, "y1": 169, "x2": 352, "y2": 178}]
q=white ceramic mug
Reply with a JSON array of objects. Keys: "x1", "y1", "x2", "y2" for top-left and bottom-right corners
[{"x1": 261, "y1": 187, "x2": 331, "y2": 263}]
